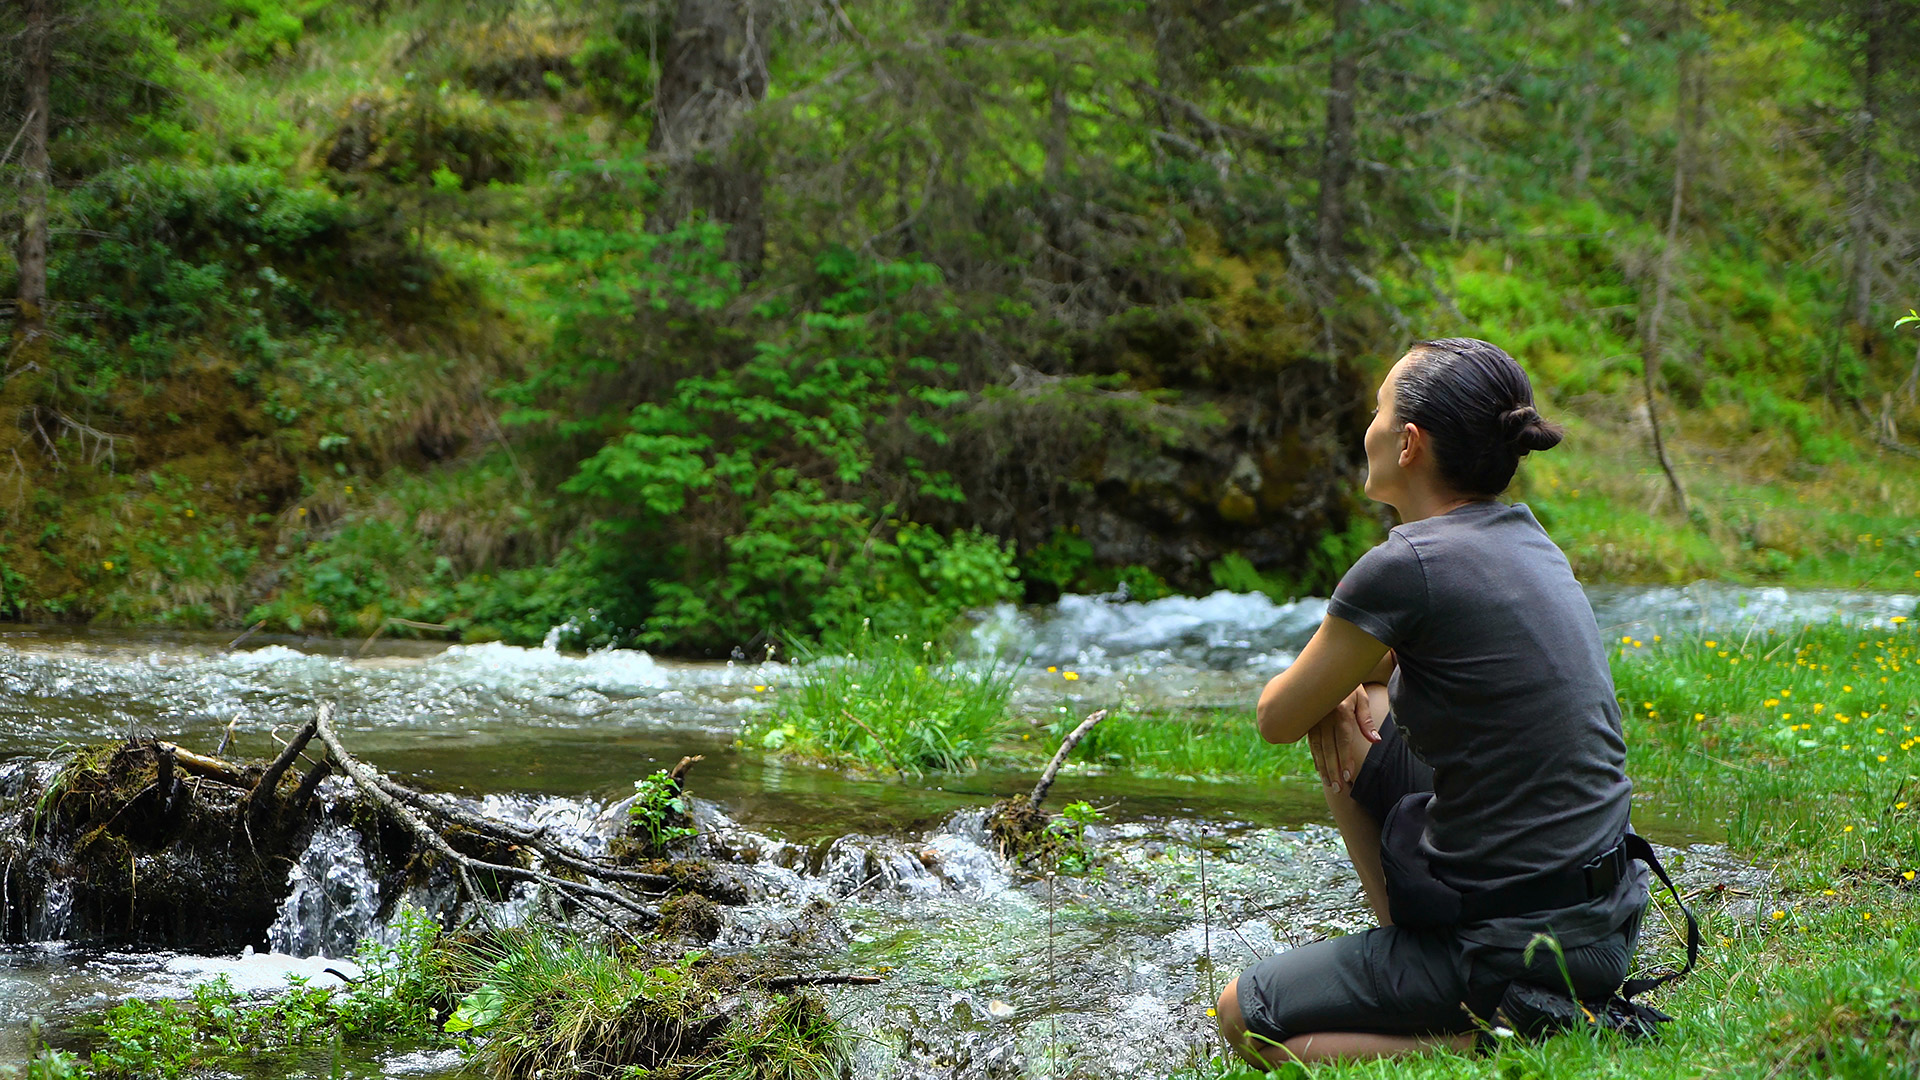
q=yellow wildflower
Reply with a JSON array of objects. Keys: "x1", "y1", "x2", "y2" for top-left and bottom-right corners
[
  {"x1": 102, "y1": 560, "x2": 114, "y2": 571},
  {"x1": 1704, "y1": 640, "x2": 1718, "y2": 649},
  {"x1": 1063, "y1": 671, "x2": 1080, "y2": 681},
  {"x1": 1769, "y1": 910, "x2": 1784, "y2": 921},
  {"x1": 1844, "y1": 825, "x2": 1854, "y2": 832}
]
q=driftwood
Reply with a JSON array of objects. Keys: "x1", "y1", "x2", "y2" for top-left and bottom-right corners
[
  {"x1": 1029, "y1": 708, "x2": 1108, "y2": 810},
  {"x1": 153, "y1": 742, "x2": 248, "y2": 786},
  {"x1": 242, "y1": 717, "x2": 318, "y2": 815},
  {"x1": 987, "y1": 709, "x2": 1111, "y2": 862},
  {"x1": 311, "y1": 704, "x2": 661, "y2": 933},
  {"x1": 373, "y1": 777, "x2": 678, "y2": 893},
  {"x1": 763, "y1": 973, "x2": 884, "y2": 989}
]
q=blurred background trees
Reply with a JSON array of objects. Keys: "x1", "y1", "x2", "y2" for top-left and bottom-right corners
[{"x1": 2, "y1": 0, "x2": 1917, "y2": 651}]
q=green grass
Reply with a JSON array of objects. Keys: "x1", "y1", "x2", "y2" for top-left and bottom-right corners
[
  {"x1": 749, "y1": 628, "x2": 1019, "y2": 774},
  {"x1": 1041, "y1": 704, "x2": 1314, "y2": 782}
]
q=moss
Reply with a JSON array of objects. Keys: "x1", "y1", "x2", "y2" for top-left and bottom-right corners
[{"x1": 657, "y1": 894, "x2": 723, "y2": 943}]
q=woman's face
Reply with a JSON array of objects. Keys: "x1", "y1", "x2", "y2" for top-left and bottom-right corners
[{"x1": 1363, "y1": 355, "x2": 1412, "y2": 506}]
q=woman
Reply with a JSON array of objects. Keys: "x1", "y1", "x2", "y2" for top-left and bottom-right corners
[{"x1": 1214, "y1": 338, "x2": 1648, "y2": 1065}]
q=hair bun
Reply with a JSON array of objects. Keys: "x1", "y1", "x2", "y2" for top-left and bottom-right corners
[{"x1": 1500, "y1": 404, "x2": 1564, "y2": 454}]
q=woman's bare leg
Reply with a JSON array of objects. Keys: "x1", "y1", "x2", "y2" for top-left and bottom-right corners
[
  {"x1": 1216, "y1": 979, "x2": 1473, "y2": 1068},
  {"x1": 1315, "y1": 682, "x2": 1394, "y2": 924}
]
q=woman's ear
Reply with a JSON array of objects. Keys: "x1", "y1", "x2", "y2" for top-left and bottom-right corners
[{"x1": 1398, "y1": 422, "x2": 1424, "y2": 469}]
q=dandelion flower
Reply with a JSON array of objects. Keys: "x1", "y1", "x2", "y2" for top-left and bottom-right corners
[
  {"x1": 1694, "y1": 713, "x2": 1705, "y2": 721},
  {"x1": 1906, "y1": 871, "x2": 1916, "y2": 882},
  {"x1": 1844, "y1": 825, "x2": 1855, "y2": 833},
  {"x1": 1704, "y1": 640, "x2": 1718, "y2": 648},
  {"x1": 1063, "y1": 671, "x2": 1080, "y2": 681},
  {"x1": 1769, "y1": 910, "x2": 1785, "y2": 921},
  {"x1": 1879, "y1": 755, "x2": 1889, "y2": 762},
  {"x1": 102, "y1": 560, "x2": 114, "y2": 571},
  {"x1": 1047, "y1": 666, "x2": 1058, "y2": 673}
]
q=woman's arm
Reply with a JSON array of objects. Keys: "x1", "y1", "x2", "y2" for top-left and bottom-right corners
[
  {"x1": 1256, "y1": 615, "x2": 1390, "y2": 744},
  {"x1": 1363, "y1": 648, "x2": 1396, "y2": 686}
]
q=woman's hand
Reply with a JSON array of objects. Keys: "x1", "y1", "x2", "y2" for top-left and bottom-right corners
[{"x1": 1306, "y1": 685, "x2": 1381, "y2": 793}]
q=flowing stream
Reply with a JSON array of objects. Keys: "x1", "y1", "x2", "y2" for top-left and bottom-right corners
[{"x1": 0, "y1": 583, "x2": 1910, "y2": 1076}]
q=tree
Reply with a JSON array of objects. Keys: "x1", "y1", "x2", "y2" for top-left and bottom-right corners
[
  {"x1": 8, "y1": 0, "x2": 51, "y2": 363},
  {"x1": 1636, "y1": 0, "x2": 1700, "y2": 517},
  {"x1": 647, "y1": 0, "x2": 772, "y2": 276}
]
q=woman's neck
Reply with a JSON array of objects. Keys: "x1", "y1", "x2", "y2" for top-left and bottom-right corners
[{"x1": 1396, "y1": 489, "x2": 1489, "y2": 524}]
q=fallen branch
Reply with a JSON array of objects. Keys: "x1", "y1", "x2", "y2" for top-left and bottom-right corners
[
  {"x1": 374, "y1": 779, "x2": 677, "y2": 892},
  {"x1": 762, "y1": 973, "x2": 883, "y2": 989},
  {"x1": 1030, "y1": 709, "x2": 1109, "y2": 809},
  {"x1": 311, "y1": 705, "x2": 660, "y2": 929},
  {"x1": 153, "y1": 742, "x2": 247, "y2": 787},
  {"x1": 243, "y1": 716, "x2": 318, "y2": 812}
]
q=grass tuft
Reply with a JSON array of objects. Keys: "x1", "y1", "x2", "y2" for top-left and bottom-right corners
[{"x1": 750, "y1": 627, "x2": 1018, "y2": 774}]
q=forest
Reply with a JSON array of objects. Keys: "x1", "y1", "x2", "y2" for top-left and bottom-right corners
[{"x1": 1, "y1": 0, "x2": 1916, "y2": 655}]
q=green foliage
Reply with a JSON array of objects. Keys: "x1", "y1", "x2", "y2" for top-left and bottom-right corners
[
  {"x1": 1208, "y1": 553, "x2": 1298, "y2": 604},
  {"x1": 752, "y1": 627, "x2": 1018, "y2": 774},
  {"x1": 520, "y1": 215, "x2": 1014, "y2": 651},
  {"x1": 628, "y1": 769, "x2": 696, "y2": 858},
  {"x1": 53, "y1": 163, "x2": 360, "y2": 386},
  {"x1": 87, "y1": 906, "x2": 452, "y2": 1078},
  {"x1": 1019, "y1": 529, "x2": 1097, "y2": 597},
  {"x1": 1043, "y1": 799, "x2": 1106, "y2": 875}
]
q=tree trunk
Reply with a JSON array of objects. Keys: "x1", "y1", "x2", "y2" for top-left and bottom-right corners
[
  {"x1": 13, "y1": 0, "x2": 53, "y2": 359},
  {"x1": 1044, "y1": 70, "x2": 1070, "y2": 186},
  {"x1": 648, "y1": 0, "x2": 771, "y2": 277},
  {"x1": 1847, "y1": 0, "x2": 1883, "y2": 331},
  {"x1": 1315, "y1": 0, "x2": 1360, "y2": 285},
  {"x1": 1569, "y1": 49, "x2": 1596, "y2": 194},
  {"x1": 1639, "y1": 3, "x2": 1694, "y2": 519}
]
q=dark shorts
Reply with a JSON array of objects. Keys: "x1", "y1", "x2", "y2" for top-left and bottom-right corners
[{"x1": 1232, "y1": 716, "x2": 1638, "y2": 1044}]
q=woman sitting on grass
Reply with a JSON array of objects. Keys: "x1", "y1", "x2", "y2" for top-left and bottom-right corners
[{"x1": 1215, "y1": 338, "x2": 1649, "y2": 1065}]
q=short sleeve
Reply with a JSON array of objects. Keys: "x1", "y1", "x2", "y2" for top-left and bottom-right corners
[{"x1": 1327, "y1": 533, "x2": 1427, "y2": 649}]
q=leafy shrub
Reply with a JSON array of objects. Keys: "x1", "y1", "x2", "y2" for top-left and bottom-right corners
[
  {"x1": 1208, "y1": 552, "x2": 1300, "y2": 602},
  {"x1": 322, "y1": 84, "x2": 530, "y2": 188}
]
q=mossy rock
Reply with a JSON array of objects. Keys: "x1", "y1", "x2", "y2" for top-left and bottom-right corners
[{"x1": 657, "y1": 894, "x2": 722, "y2": 943}]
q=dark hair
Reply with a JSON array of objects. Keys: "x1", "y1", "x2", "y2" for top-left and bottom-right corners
[{"x1": 1393, "y1": 337, "x2": 1564, "y2": 497}]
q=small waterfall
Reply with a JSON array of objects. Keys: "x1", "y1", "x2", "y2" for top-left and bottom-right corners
[
  {"x1": 267, "y1": 820, "x2": 383, "y2": 958},
  {"x1": 28, "y1": 878, "x2": 70, "y2": 940}
]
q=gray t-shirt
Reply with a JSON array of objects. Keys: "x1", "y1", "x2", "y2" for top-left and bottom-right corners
[{"x1": 1328, "y1": 499, "x2": 1647, "y2": 948}]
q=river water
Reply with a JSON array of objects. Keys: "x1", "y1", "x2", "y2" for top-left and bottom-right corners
[{"x1": 0, "y1": 583, "x2": 1910, "y2": 1075}]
